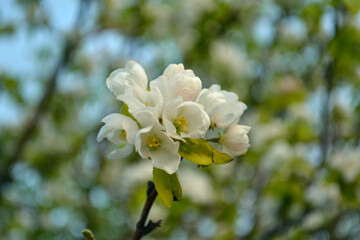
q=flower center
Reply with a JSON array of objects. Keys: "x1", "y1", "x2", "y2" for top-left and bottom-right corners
[
  {"x1": 119, "y1": 129, "x2": 127, "y2": 141},
  {"x1": 144, "y1": 101, "x2": 152, "y2": 106},
  {"x1": 146, "y1": 135, "x2": 161, "y2": 151},
  {"x1": 173, "y1": 116, "x2": 188, "y2": 133}
]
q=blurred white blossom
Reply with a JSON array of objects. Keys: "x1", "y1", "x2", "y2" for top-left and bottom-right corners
[
  {"x1": 330, "y1": 149, "x2": 360, "y2": 182},
  {"x1": 179, "y1": 167, "x2": 215, "y2": 204},
  {"x1": 306, "y1": 181, "x2": 340, "y2": 207},
  {"x1": 210, "y1": 40, "x2": 249, "y2": 78}
]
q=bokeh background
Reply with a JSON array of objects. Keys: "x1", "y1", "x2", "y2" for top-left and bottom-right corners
[{"x1": 1, "y1": 0, "x2": 360, "y2": 239}]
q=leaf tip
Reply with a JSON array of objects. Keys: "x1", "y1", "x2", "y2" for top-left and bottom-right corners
[{"x1": 82, "y1": 229, "x2": 96, "y2": 240}]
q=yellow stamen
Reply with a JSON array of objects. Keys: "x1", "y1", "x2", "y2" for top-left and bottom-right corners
[
  {"x1": 146, "y1": 135, "x2": 161, "y2": 151},
  {"x1": 173, "y1": 116, "x2": 188, "y2": 132},
  {"x1": 119, "y1": 129, "x2": 127, "y2": 141},
  {"x1": 144, "y1": 101, "x2": 152, "y2": 106}
]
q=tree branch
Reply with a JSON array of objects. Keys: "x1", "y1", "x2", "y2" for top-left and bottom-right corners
[
  {"x1": 319, "y1": 59, "x2": 334, "y2": 167},
  {"x1": 0, "y1": 38, "x2": 77, "y2": 186},
  {"x1": 132, "y1": 181, "x2": 161, "y2": 240},
  {"x1": 0, "y1": 0, "x2": 88, "y2": 187},
  {"x1": 319, "y1": 1, "x2": 343, "y2": 167}
]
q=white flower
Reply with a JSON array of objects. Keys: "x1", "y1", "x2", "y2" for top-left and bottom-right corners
[
  {"x1": 163, "y1": 63, "x2": 185, "y2": 80},
  {"x1": 151, "y1": 64, "x2": 201, "y2": 103},
  {"x1": 163, "y1": 97, "x2": 210, "y2": 140},
  {"x1": 117, "y1": 78, "x2": 165, "y2": 118},
  {"x1": 97, "y1": 113, "x2": 139, "y2": 159},
  {"x1": 220, "y1": 125, "x2": 250, "y2": 156},
  {"x1": 330, "y1": 149, "x2": 360, "y2": 182},
  {"x1": 197, "y1": 84, "x2": 247, "y2": 129},
  {"x1": 167, "y1": 70, "x2": 202, "y2": 101},
  {"x1": 134, "y1": 111, "x2": 181, "y2": 174},
  {"x1": 106, "y1": 60, "x2": 148, "y2": 98},
  {"x1": 150, "y1": 75, "x2": 170, "y2": 104},
  {"x1": 305, "y1": 182, "x2": 340, "y2": 207},
  {"x1": 179, "y1": 167, "x2": 215, "y2": 204}
]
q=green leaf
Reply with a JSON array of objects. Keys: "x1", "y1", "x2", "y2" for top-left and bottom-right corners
[
  {"x1": 213, "y1": 148, "x2": 233, "y2": 164},
  {"x1": 81, "y1": 229, "x2": 96, "y2": 240},
  {"x1": 153, "y1": 168, "x2": 182, "y2": 208},
  {"x1": 170, "y1": 173, "x2": 182, "y2": 201},
  {"x1": 179, "y1": 138, "x2": 233, "y2": 165},
  {"x1": 179, "y1": 138, "x2": 213, "y2": 165},
  {"x1": 0, "y1": 24, "x2": 15, "y2": 35},
  {"x1": 342, "y1": 0, "x2": 360, "y2": 14}
]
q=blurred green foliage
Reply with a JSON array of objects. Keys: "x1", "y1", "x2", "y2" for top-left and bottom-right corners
[{"x1": 0, "y1": 0, "x2": 360, "y2": 239}]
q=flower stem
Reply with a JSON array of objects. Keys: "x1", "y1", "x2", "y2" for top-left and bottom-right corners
[{"x1": 132, "y1": 181, "x2": 161, "y2": 240}]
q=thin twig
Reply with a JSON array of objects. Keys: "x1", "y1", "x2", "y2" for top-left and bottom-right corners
[{"x1": 132, "y1": 181, "x2": 161, "y2": 240}]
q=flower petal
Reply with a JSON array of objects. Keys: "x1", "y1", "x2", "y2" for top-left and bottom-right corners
[
  {"x1": 163, "y1": 63, "x2": 185, "y2": 80},
  {"x1": 97, "y1": 125, "x2": 112, "y2": 142},
  {"x1": 168, "y1": 71, "x2": 202, "y2": 101},
  {"x1": 122, "y1": 117, "x2": 139, "y2": 144},
  {"x1": 223, "y1": 125, "x2": 251, "y2": 156},
  {"x1": 107, "y1": 144, "x2": 134, "y2": 159},
  {"x1": 101, "y1": 113, "x2": 128, "y2": 129},
  {"x1": 197, "y1": 84, "x2": 247, "y2": 129},
  {"x1": 164, "y1": 118, "x2": 184, "y2": 141},
  {"x1": 149, "y1": 150, "x2": 181, "y2": 174},
  {"x1": 125, "y1": 60, "x2": 148, "y2": 90},
  {"x1": 163, "y1": 96, "x2": 183, "y2": 122},
  {"x1": 106, "y1": 61, "x2": 148, "y2": 97},
  {"x1": 177, "y1": 101, "x2": 210, "y2": 139},
  {"x1": 135, "y1": 125, "x2": 153, "y2": 158},
  {"x1": 150, "y1": 76, "x2": 169, "y2": 103},
  {"x1": 117, "y1": 94, "x2": 145, "y2": 115},
  {"x1": 134, "y1": 111, "x2": 163, "y2": 131}
]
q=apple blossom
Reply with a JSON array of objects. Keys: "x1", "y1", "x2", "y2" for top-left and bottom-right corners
[
  {"x1": 117, "y1": 79, "x2": 165, "y2": 118},
  {"x1": 99, "y1": 60, "x2": 251, "y2": 208},
  {"x1": 150, "y1": 75, "x2": 170, "y2": 104},
  {"x1": 219, "y1": 125, "x2": 250, "y2": 156},
  {"x1": 134, "y1": 111, "x2": 181, "y2": 174},
  {"x1": 197, "y1": 84, "x2": 247, "y2": 129},
  {"x1": 106, "y1": 60, "x2": 148, "y2": 98},
  {"x1": 330, "y1": 149, "x2": 360, "y2": 182},
  {"x1": 163, "y1": 63, "x2": 185, "y2": 80},
  {"x1": 97, "y1": 113, "x2": 139, "y2": 159},
  {"x1": 167, "y1": 70, "x2": 202, "y2": 101},
  {"x1": 163, "y1": 96, "x2": 210, "y2": 140}
]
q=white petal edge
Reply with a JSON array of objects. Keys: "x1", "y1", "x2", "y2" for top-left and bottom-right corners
[{"x1": 107, "y1": 144, "x2": 134, "y2": 159}]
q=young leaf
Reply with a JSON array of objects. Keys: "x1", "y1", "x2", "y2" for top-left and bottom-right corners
[
  {"x1": 170, "y1": 173, "x2": 182, "y2": 201},
  {"x1": 179, "y1": 138, "x2": 233, "y2": 165},
  {"x1": 81, "y1": 229, "x2": 96, "y2": 240},
  {"x1": 153, "y1": 168, "x2": 182, "y2": 207},
  {"x1": 178, "y1": 138, "x2": 213, "y2": 165},
  {"x1": 343, "y1": 0, "x2": 360, "y2": 14},
  {"x1": 213, "y1": 148, "x2": 233, "y2": 164},
  {"x1": 153, "y1": 168, "x2": 173, "y2": 208}
]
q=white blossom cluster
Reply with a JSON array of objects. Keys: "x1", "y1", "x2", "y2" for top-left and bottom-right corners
[{"x1": 97, "y1": 61, "x2": 250, "y2": 174}]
